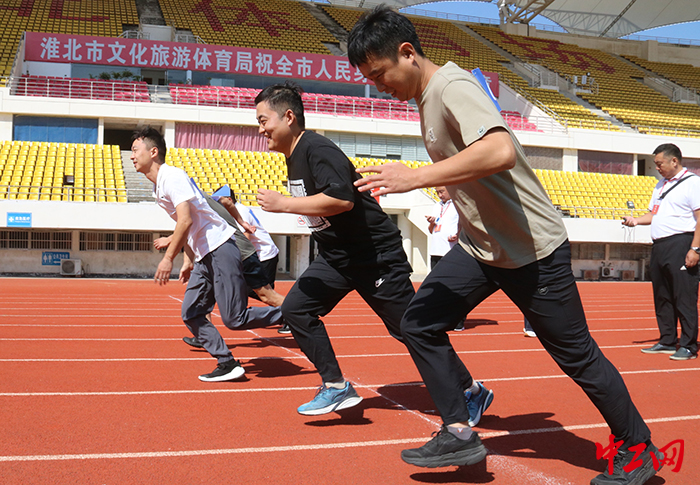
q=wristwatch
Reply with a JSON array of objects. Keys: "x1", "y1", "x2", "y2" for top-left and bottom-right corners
[{"x1": 692, "y1": 247, "x2": 700, "y2": 254}]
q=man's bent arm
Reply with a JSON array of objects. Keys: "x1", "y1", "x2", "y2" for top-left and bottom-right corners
[
  {"x1": 622, "y1": 212, "x2": 654, "y2": 227},
  {"x1": 258, "y1": 190, "x2": 353, "y2": 217},
  {"x1": 355, "y1": 128, "x2": 516, "y2": 196}
]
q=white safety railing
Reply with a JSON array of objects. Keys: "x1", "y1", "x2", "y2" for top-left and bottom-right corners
[
  {"x1": 8, "y1": 76, "x2": 150, "y2": 102},
  {"x1": 555, "y1": 205, "x2": 647, "y2": 219},
  {"x1": 635, "y1": 125, "x2": 700, "y2": 138}
]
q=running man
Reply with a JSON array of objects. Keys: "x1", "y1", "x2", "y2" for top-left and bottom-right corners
[
  {"x1": 132, "y1": 127, "x2": 284, "y2": 382},
  {"x1": 347, "y1": 7, "x2": 661, "y2": 485},
  {"x1": 254, "y1": 82, "x2": 493, "y2": 420}
]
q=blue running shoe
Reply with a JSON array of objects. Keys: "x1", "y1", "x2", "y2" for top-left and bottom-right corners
[
  {"x1": 465, "y1": 382, "x2": 494, "y2": 427},
  {"x1": 297, "y1": 382, "x2": 363, "y2": 416}
]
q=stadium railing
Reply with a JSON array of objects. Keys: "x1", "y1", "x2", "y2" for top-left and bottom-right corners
[
  {"x1": 0, "y1": 184, "x2": 131, "y2": 202},
  {"x1": 3, "y1": 76, "x2": 556, "y2": 133},
  {"x1": 9, "y1": 76, "x2": 150, "y2": 102}
]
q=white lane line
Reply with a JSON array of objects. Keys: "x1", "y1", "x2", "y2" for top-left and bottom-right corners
[
  {"x1": 0, "y1": 327, "x2": 664, "y2": 339},
  {"x1": 0, "y1": 414, "x2": 697, "y2": 463},
  {"x1": 2, "y1": 367, "x2": 699, "y2": 397},
  {"x1": 0, "y1": 315, "x2": 661, "y2": 324},
  {"x1": 0, "y1": 344, "x2": 655, "y2": 362}
]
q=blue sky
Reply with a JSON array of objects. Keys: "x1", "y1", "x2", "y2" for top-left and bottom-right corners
[{"x1": 407, "y1": 1, "x2": 700, "y2": 42}]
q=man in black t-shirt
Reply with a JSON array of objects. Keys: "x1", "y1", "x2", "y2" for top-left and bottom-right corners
[{"x1": 254, "y1": 82, "x2": 416, "y2": 416}]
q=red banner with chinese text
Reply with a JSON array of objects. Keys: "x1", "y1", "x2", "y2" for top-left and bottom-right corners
[
  {"x1": 24, "y1": 32, "x2": 367, "y2": 85},
  {"x1": 24, "y1": 32, "x2": 500, "y2": 95}
]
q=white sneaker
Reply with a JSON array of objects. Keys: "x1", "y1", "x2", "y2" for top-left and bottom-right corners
[{"x1": 523, "y1": 329, "x2": 537, "y2": 338}]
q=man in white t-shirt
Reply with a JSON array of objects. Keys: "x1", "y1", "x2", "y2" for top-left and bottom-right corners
[
  {"x1": 427, "y1": 186, "x2": 459, "y2": 269},
  {"x1": 623, "y1": 143, "x2": 700, "y2": 361},
  {"x1": 212, "y1": 186, "x2": 280, "y2": 290},
  {"x1": 131, "y1": 127, "x2": 283, "y2": 382}
]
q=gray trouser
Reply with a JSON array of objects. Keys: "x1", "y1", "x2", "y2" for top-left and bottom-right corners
[{"x1": 182, "y1": 239, "x2": 284, "y2": 363}]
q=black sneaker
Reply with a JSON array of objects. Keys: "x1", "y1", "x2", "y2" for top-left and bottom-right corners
[
  {"x1": 183, "y1": 336, "x2": 204, "y2": 348},
  {"x1": 401, "y1": 427, "x2": 487, "y2": 468},
  {"x1": 640, "y1": 343, "x2": 676, "y2": 354},
  {"x1": 277, "y1": 323, "x2": 292, "y2": 334},
  {"x1": 590, "y1": 443, "x2": 663, "y2": 485},
  {"x1": 198, "y1": 359, "x2": 245, "y2": 382},
  {"x1": 669, "y1": 347, "x2": 697, "y2": 361}
]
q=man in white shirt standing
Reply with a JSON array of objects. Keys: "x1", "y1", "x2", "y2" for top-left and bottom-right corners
[
  {"x1": 131, "y1": 127, "x2": 284, "y2": 382},
  {"x1": 427, "y1": 186, "x2": 459, "y2": 269},
  {"x1": 623, "y1": 143, "x2": 700, "y2": 361}
]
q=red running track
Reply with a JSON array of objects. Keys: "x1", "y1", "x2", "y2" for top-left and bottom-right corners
[{"x1": 0, "y1": 278, "x2": 697, "y2": 484}]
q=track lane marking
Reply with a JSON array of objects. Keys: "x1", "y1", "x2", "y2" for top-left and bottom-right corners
[
  {"x1": 1, "y1": 414, "x2": 697, "y2": 463},
  {"x1": 2, "y1": 367, "x2": 698, "y2": 397},
  {"x1": 0, "y1": 344, "x2": 680, "y2": 362},
  {"x1": 0, "y1": 326, "x2": 667, "y2": 341}
]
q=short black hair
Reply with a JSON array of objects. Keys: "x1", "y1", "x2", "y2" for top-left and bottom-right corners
[
  {"x1": 131, "y1": 126, "x2": 166, "y2": 163},
  {"x1": 653, "y1": 143, "x2": 682, "y2": 163},
  {"x1": 254, "y1": 81, "x2": 306, "y2": 130},
  {"x1": 347, "y1": 4, "x2": 424, "y2": 67}
]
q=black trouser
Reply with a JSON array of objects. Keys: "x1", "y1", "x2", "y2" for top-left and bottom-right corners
[
  {"x1": 244, "y1": 253, "x2": 280, "y2": 302},
  {"x1": 651, "y1": 232, "x2": 699, "y2": 354},
  {"x1": 281, "y1": 245, "x2": 416, "y2": 383},
  {"x1": 401, "y1": 241, "x2": 651, "y2": 448},
  {"x1": 430, "y1": 255, "x2": 443, "y2": 270},
  {"x1": 261, "y1": 254, "x2": 279, "y2": 289}
]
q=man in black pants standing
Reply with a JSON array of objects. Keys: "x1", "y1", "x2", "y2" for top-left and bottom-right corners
[
  {"x1": 348, "y1": 7, "x2": 661, "y2": 485},
  {"x1": 623, "y1": 143, "x2": 700, "y2": 361},
  {"x1": 254, "y1": 82, "x2": 494, "y2": 419}
]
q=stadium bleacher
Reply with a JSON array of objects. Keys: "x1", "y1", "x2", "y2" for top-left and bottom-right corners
[
  {"x1": 470, "y1": 24, "x2": 700, "y2": 136},
  {"x1": 535, "y1": 168, "x2": 656, "y2": 219},
  {"x1": 324, "y1": 7, "x2": 616, "y2": 131},
  {"x1": 0, "y1": 0, "x2": 692, "y2": 220},
  {"x1": 158, "y1": 0, "x2": 337, "y2": 54},
  {"x1": 164, "y1": 145, "x2": 655, "y2": 218},
  {"x1": 0, "y1": 141, "x2": 126, "y2": 202},
  {"x1": 0, "y1": 0, "x2": 138, "y2": 79},
  {"x1": 622, "y1": 55, "x2": 700, "y2": 93}
]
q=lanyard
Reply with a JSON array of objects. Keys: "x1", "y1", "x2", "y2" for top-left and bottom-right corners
[
  {"x1": 659, "y1": 170, "x2": 693, "y2": 201},
  {"x1": 437, "y1": 200, "x2": 451, "y2": 222}
]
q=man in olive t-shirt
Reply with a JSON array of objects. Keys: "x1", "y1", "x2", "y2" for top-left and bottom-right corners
[{"x1": 347, "y1": 7, "x2": 660, "y2": 485}]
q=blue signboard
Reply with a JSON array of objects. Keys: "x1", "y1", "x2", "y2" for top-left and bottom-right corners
[
  {"x1": 42, "y1": 252, "x2": 70, "y2": 266},
  {"x1": 7, "y1": 212, "x2": 32, "y2": 227}
]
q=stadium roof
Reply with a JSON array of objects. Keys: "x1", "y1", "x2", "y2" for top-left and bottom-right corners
[{"x1": 323, "y1": 0, "x2": 700, "y2": 39}]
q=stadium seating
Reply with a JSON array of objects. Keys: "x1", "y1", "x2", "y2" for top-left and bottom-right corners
[
  {"x1": 470, "y1": 25, "x2": 700, "y2": 136},
  {"x1": 0, "y1": 138, "x2": 659, "y2": 217},
  {"x1": 501, "y1": 110, "x2": 541, "y2": 132},
  {"x1": 13, "y1": 75, "x2": 150, "y2": 102},
  {"x1": 166, "y1": 146, "x2": 289, "y2": 205},
  {"x1": 622, "y1": 54, "x2": 700, "y2": 94},
  {"x1": 324, "y1": 7, "x2": 614, "y2": 131},
  {"x1": 158, "y1": 0, "x2": 337, "y2": 54},
  {"x1": 535, "y1": 168, "x2": 657, "y2": 219},
  {"x1": 0, "y1": 0, "x2": 138, "y2": 78},
  {"x1": 166, "y1": 143, "x2": 655, "y2": 218},
  {"x1": 0, "y1": 141, "x2": 126, "y2": 202}
]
